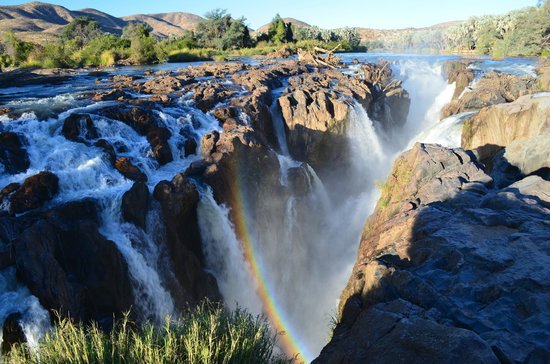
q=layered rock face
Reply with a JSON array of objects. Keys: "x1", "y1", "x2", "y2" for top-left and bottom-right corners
[{"x1": 315, "y1": 143, "x2": 550, "y2": 364}]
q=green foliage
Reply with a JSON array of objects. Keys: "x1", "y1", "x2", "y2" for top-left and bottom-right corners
[
  {"x1": 193, "y1": 9, "x2": 254, "y2": 51},
  {"x1": 7, "y1": 304, "x2": 290, "y2": 364},
  {"x1": 61, "y1": 16, "x2": 102, "y2": 49},
  {"x1": 446, "y1": 3, "x2": 550, "y2": 57},
  {"x1": 0, "y1": 31, "x2": 33, "y2": 67},
  {"x1": 123, "y1": 22, "x2": 164, "y2": 64}
]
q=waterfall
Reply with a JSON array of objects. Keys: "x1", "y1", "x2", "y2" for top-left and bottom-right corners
[{"x1": 197, "y1": 187, "x2": 262, "y2": 313}]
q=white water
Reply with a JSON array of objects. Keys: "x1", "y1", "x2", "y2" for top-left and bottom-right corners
[{"x1": 0, "y1": 56, "x2": 534, "y2": 360}]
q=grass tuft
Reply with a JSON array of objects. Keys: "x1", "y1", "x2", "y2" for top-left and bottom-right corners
[{"x1": 7, "y1": 303, "x2": 292, "y2": 364}]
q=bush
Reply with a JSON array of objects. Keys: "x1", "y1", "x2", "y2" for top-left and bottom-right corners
[{"x1": 7, "y1": 304, "x2": 291, "y2": 364}]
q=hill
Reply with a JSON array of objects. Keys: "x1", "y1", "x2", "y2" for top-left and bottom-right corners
[
  {"x1": 122, "y1": 12, "x2": 204, "y2": 37},
  {"x1": 0, "y1": 2, "x2": 126, "y2": 42}
]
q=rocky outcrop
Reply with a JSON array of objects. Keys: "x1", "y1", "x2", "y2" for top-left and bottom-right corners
[
  {"x1": 361, "y1": 62, "x2": 410, "y2": 129},
  {"x1": 315, "y1": 143, "x2": 550, "y2": 363},
  {"x1": 189, "y1": 82, "x2": 238, "y2": 112},
  {"x1": 14, "y1": 199, "x2": 134, "y2": 326},
  {"x1": 442, "y1": 59, "x2": 475, "y2": 100},
  {"x1": 461, "y1": 94, "x2": 550, "y2": 163},
  {"x1": 9, "y1": 171, "x2": 59, "y2": 214},
  {"x1": 62, "y1": 113, "x2": 99, "y2": 142},
  {"x1": 442, "y1": 72, "x2": 536, "y2": 118},
  {"x1": 153, "y1": 175, "x2": 220, "y2": 306},
  {"x1": 101, "y1": 106, "x2": 173, "y2": 165},
  {"x1": 537, "y1": 59, "x2": 550, "y2": 91},
  {"x1": 0, "y1": 132, "x2": 30, "y2": 175},
  {"x1": 121, "y1": 182, "x2": 150, "y2": 230}
]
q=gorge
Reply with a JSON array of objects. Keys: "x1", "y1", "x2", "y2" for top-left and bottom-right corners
[{"x1": 0, "y1": 52, "x2": 548, "y2": 363}]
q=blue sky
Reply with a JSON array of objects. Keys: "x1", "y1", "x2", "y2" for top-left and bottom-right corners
[{"x1": 1, "y1": 0, "x2": 539, "y2": 29}]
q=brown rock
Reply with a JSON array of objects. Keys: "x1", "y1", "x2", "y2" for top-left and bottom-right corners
[
  {"x1": 114, "y1": 158, "x2": 147, "y2": 182},
  {"x1": 142, "y1": 76, "x2": 182, "y2": 94},
  {"x1": 9, "y1": 172, "x2": 59, "y2": 214},
  {"x1": 92, "y1": 89, "x2": 132, "y2": 101},
  {"x1": 442, "y1": 72, "x2": 536, "y2": 118}
]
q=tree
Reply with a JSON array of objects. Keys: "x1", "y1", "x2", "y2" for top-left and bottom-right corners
[
  {"x1": 0, "y1": 31, "x2": 33, "y2": 66},
  {"x1": 122, "y1": 22, "x2": 161, "y2": 64},
  {"x1": 195, "y1": 9, "x2": 232, "y2": 48},
  {"x1": 219, "y1": 17, "x2": 253, "y2": 49},
  {"x1": 61, "y1": 16, "x2": 102, "y2": 49}
]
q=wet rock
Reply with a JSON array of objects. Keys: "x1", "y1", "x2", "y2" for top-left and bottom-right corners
[
  {"x1": 1, "y1": 313, "x2": 25, "y2": 354},
  {"x1": 149, "y1": 94, "x2": 170, "y2": 103},
  {"x1": 183, "y1": 138, "x2": 197, "y2": 157},
  {"x1": 110, "y1": 74, "x2": 138, "y2": 86},
  {"x1": 142, "y1": 76, "x2": 182, "y2": 94},
  {"x1": 0, "y1": 107, "x2": 11, "y2": 116},
  {"x1": 146, "y1": 128, "x2": 173, "y2": 165},
  {"x1": 0, "y1": 132, "x2": 30, "y2": 175},
  {"x1": 121, "y1": 182, "x2": 150, "y2": 230},
  {"x1": 9, "y1": 172, "x2": 59, "y2": 214},
  {"x1": 62, "y1": 114, "x2": 99, "y2": 142},
  {"x1": 212, "y1": 106, "x2": 239, "y2": 127},
  {"x1": 442, "y1": 72, "x2": 536, "y2": 118},
  {"x1": 316, "y1": 143, "x2": 550, "y2": 364},
  {"x1": 94, "y1": 139, "x2": 117, "y2": 166},
  {"x1": 114, "y1": 158, "x2": 147, "y2": 182},
  {"x1": 153, "y1": 175, "x2": 221, "y2": 306},
  {"x1": 15, "y1": 199, "x2": 134, "y2": 324}
]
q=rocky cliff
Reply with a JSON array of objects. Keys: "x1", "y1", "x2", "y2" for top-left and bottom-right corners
[{"x1": 315, "y1": 92, "x2": 550, "y2": 363}]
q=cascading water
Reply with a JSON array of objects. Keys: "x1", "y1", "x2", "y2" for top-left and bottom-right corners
[{"x1": 0, "y1": 55, "x2": 537, "y2": 361}]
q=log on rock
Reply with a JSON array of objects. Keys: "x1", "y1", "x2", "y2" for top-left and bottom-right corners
[{"x1": 298, "y1": 44, "x2": 343, "y2": 69}]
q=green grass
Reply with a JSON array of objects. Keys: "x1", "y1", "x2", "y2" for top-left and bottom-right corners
[{"x1": 6, "y1": 303, "x2": 291, "y2": 364}]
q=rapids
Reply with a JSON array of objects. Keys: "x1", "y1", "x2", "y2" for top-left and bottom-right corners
[{"x1": 0, "y1": 54, "x2": 537, "y2": 360}]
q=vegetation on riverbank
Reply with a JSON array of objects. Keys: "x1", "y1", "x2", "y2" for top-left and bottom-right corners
[
  {"x1": 0, "y1": 10, "x2": 362, "y2": 69},
  {"x1": 373, "y1": 0, "x2": 549, "y2": 57},
  {"x1": 6, "y1": 304, "x2": 291, "y2": 364}
]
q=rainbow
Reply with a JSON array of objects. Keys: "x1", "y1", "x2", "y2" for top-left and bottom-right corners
[{"x1": 227, "y1": 160, "x2": 314, "y2": 363}]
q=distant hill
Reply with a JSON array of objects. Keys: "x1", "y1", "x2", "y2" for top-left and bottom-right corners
[
  {"x1": 255, "y1": 18, "x2": 311, "y2": 34},
  {"x1": 122, "y1": 12, "x2": 204, "y2": 37},
  {"x1": 0, "y1": 2, "x2": 462, "y2": 46},
  {"x1": 0, "y1": 2, "x2": 126, "y2": 42}
]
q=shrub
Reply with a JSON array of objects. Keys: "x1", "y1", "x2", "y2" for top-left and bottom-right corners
[{"x1": 7, "y1": 304, "x2": 290, "y2": 364}]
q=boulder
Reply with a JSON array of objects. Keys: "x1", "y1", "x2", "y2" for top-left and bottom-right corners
[
  {"x1": 190, "y1": 81, "x2": 238, "y2": 112},
  {"x1": 15, "y1": 200, "x2": 134, "y2": 325},
  {"x1": 315, "y1": 143, "x2": 550, "y2": 363},
  {"x1": 62, "y1": 114, "x2": 99, "y2": 142},
  {"x1": 503, "y1": 130, "x2": 550, "y2": 179},
  {"x1": 114, "y1": 158, "x2": 147, "y2": 182},
  {"x1": 121, "y1": 182, "x2": 150, "y2": 230},
  {"x1": 0, "y1": 132, "x2": 30, "y2": 175},
  {"x1": 461, "y1": 94, "x2": 550, "y2": 163},
  {"x1": 9, "y1": 172, "x2": 59, "y2": 214}
]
